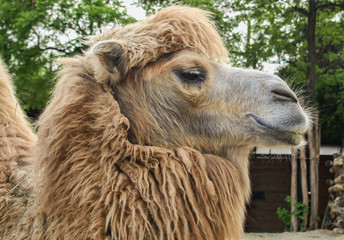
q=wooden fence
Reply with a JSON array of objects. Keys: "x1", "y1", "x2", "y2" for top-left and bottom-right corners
[{"x1": 290, "y1": 112, "x2": 321, "y2": 231}]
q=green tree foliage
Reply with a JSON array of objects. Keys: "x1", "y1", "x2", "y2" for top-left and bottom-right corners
[
  {"x1": 0, "y1": 0, "x2": 135, "y2": 117},
  {"x1": 314, "y1": 9, "x2": 344, "y2": 144}
]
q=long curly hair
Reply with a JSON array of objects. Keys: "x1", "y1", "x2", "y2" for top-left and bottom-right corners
[{"x1": 1, "y1": 6, "x2": 250, "y2": 240}]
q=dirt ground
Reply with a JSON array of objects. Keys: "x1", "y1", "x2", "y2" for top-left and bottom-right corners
[{"x1": 243, "y1": 230, "x2": 344, "y2": 240}]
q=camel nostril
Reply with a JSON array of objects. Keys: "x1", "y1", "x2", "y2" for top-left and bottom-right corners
[{"x1": 271, "y1": 89, "x2": 298, "y2": 103}]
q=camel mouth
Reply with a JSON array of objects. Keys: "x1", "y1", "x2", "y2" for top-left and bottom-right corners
[
  {"x1": 248, "y1": 114, "x2": 305, "y2": 133},
  {"x1": 248, "y1": 114, "x2": 305, "y2": 146}
]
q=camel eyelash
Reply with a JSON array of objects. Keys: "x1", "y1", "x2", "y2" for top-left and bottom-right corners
[{"x1": 173, "y1": 67, "x2": 206, "y2": 84}]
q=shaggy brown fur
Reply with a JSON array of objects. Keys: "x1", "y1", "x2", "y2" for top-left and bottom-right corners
[
  {"x1": 32, "y1": 67, "x2": 248, "y2": 239},
  {"x1": 1, "y1": 6, "x2": 251, "y2": 240},
  {"x1": 86, "y1": 6, "x2": 228, "y2": 87},
  {"x1": 0, "y1": 58, "x2": 36, "y2": 237},
  {"x1": 0, "y1": 59, "x2": 36, "y2": 189}
]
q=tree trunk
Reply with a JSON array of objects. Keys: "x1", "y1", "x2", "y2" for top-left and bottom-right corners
[
  {"x1": 300, "y1": 146, "x2": 309, "y2": 231},
  {"x1": 306, "y1": 0, "x2": 317, "y2": 102},
  {"x1": 291, "y1": 149, "x2": 298, "y2": 231},
  {"x1": 309, "y1": 113, "x2": 320, "y2": 229}
]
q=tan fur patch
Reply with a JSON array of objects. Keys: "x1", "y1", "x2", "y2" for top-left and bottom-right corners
[{"x1": 0, "y1": 58, "x2": 36, "y2": 238}]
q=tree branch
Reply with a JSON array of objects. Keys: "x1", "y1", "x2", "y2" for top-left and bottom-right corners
[
  {"x1": 317, "y1": 3, "x2": 344, "y2": 10},
  {"x1": 40, "y1": 47, "x2": 69, "y2": 54},
  {"x1": 75, "y1": 20, "x2": 88, "y2": 36},
  {"x1": 292, "y1": 6, "x2": 309, "y2": 16},
  {"x1": 283, "y1": 6, "x2": 309, "y2": 17},
  {"x1": 33, "y1": 29, "x2": 40, "y2": 48}
]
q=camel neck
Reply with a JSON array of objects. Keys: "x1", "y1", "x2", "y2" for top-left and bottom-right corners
[{"x1": 221, "y1": 146, "x2": 252, "y2": 203}]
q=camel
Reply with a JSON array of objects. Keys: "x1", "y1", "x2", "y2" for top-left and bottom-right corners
[{"x1": 0, "y1": 6, "x2": 310, "y2": 240}]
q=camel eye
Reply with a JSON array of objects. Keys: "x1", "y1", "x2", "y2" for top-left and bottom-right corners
[
  {"x1": 181, "y1": 72, "x2": 199, "y2": 81},
  {"x1": 174, "y1": 68, "x2": 206, "y2": 84}
]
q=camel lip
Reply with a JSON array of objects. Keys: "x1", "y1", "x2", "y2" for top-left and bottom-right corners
[
  {"x1": 248, "y1": 114, "x2": 304, "y2": 146},
  {"x1": 247, "y1": 114, "x2": 303, "y2": 135}
]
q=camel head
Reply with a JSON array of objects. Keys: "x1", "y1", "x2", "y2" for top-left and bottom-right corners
[{"x1": 85, "y1": 6, "x2": 310, "y2": 156}]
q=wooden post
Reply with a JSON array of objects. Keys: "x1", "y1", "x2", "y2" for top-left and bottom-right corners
[
  {"x1": 300, "y1": 145, "x2": 308, "y2": 231},
  {"x1": 315, "y1": 113, "x2": 321, "y2": 226},
  {"x1": 309, "y1": 112, "x2": 320, "y2": 229},
  {"x1": 291, "y1": 148, "x2": 298, "y2": 231}
]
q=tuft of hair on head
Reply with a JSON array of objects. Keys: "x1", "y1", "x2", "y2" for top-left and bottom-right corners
[{"x1": 85, "y1": 6, "x2": 228, "y2": 88}]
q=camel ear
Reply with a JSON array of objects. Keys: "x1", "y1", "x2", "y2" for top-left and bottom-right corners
[{"x1": 89, "y1": 40, "x2": 128, "y2": 86}]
